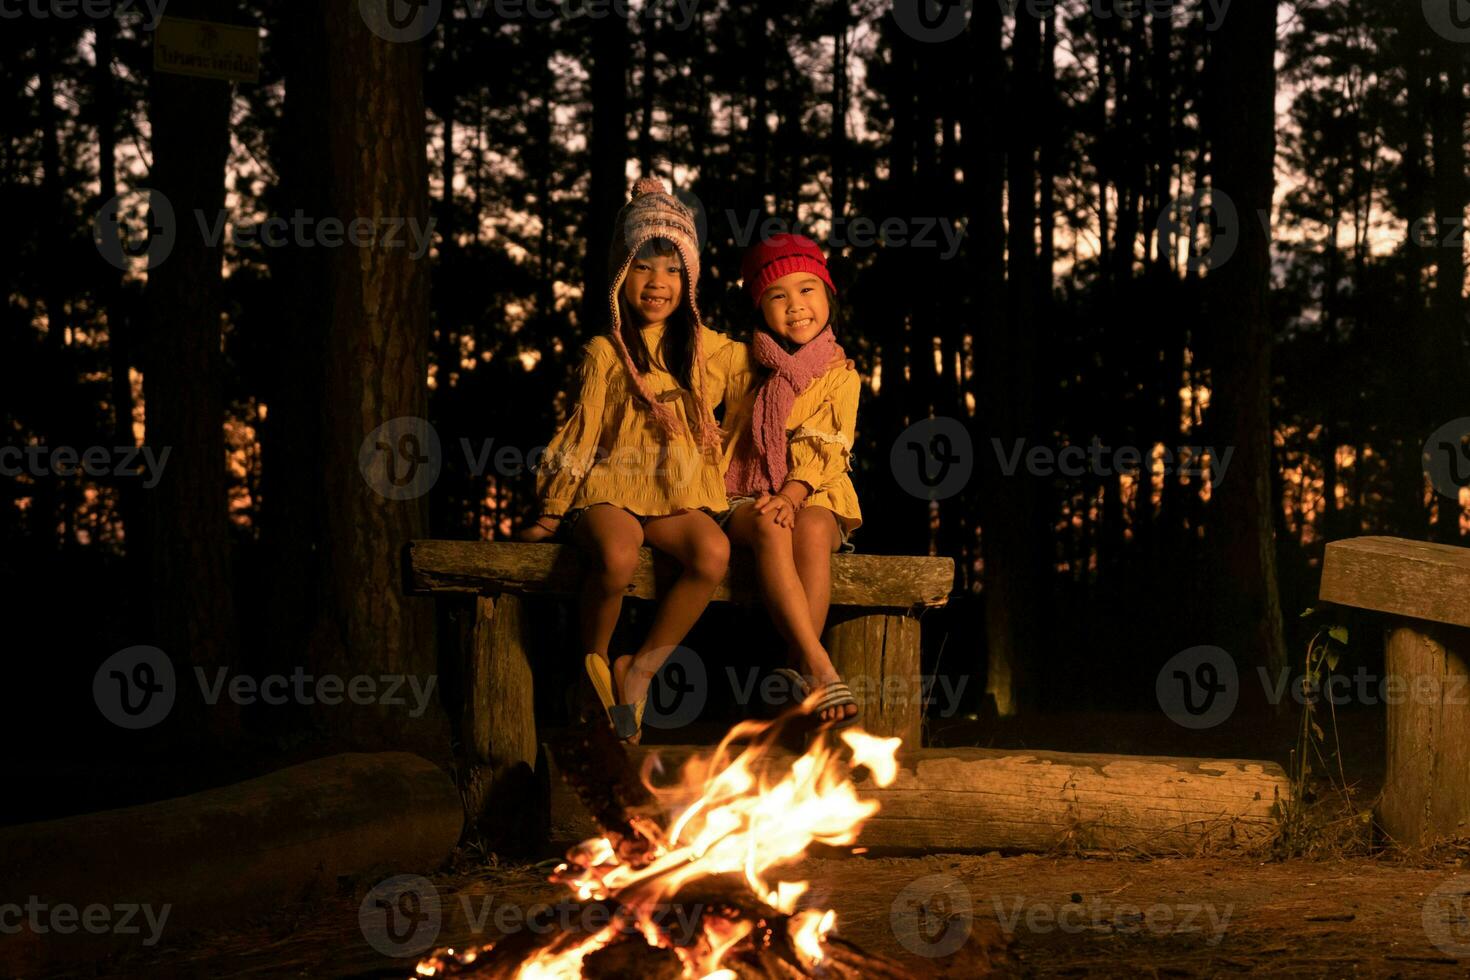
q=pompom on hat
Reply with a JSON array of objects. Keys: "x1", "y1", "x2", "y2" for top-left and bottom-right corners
[
  {"x1": 605, "y1": 177, "x2": 721, "y2": 452},
  {"x1": 739, "y1": 233, "x2": 835, "y2": 305}
]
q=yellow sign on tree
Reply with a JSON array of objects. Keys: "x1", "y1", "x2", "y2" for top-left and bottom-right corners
[{"x1": 153, "y1": 16, "x2": 260, "y2": 84}]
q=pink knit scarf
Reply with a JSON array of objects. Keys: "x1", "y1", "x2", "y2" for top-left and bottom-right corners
[{"x1": 726, "y1": 327, "x2": 844, "y2": 497}]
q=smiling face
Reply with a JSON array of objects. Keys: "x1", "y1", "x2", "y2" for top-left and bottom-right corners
[
  {"x1": 758, "y1": 272, "x2": 830, "y2": 347},
  {"x1": 621, "y1": 244, "x2": 685, "y2": 327}
]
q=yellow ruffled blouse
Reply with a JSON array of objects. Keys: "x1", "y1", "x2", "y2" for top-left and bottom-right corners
[
  {"x1": 536, "y1": 321, "x2": 753, "y2": 517},
  {"x1": 723, "y1": 363, "x2": 864, "y2": 532}
]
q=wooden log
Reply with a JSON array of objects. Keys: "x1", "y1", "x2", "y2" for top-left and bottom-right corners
[
  {"x1": 458, "y1": 594, "x2": 541, "y2": 847},
  {"x1": 547, "y1": 744, "x2": 1286, "y2": 856},
  {"x1": 1319, "y1": 536, "x2": 1470, "y2": 628},
  {"x1": 405, "y1": 540, "x2": 953, "y2": 611},
  {"x1": 0, "y1": 753, "x2": 461, "y2": 975},
  {"x1": 1379, "y1": 624, "x2": 1470, "y2": 848},
  {"x1": 824, "y1": 610, "x2": 923, "y2": 743}
]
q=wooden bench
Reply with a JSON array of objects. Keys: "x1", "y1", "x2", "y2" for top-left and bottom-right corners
[
  {"x1": 1319, "y1": 536, "x2": 1470, "y2": 848},
  {"x1": 404, "y1": 540, "x2": 954, "y2": 839}
]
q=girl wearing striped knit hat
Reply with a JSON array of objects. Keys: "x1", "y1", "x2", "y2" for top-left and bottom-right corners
[
  {"x1": 518, "y1": 177, "x2": 748, "y2": 743},
  {"x1": 721, "y1": 233, "x2": 864, "y2": 728}
]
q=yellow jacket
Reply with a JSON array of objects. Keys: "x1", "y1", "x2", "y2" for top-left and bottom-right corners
[
  {"x1": 723, "y1": 363, "x2": 863, "y2": 532},
  {"x1": 536, "y1": 322, "x2": 752, "y2": 516}
]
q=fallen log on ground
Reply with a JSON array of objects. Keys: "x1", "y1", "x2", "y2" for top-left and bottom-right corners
[
  {"x1": 548, "y1": 743, "x2": 1286, "y2": 857},
  {"x1": 0, "y1": 752, "x2": 461, "y2": 974}
]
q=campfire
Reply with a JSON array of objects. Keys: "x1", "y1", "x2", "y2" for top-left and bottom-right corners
[{"x1": 412, "y1": 716, "x2": 914, "y2": 978}]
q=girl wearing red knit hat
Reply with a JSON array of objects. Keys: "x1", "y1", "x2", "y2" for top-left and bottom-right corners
[
  {"x1": 518, "y1": 178, "x2": 749, "y2": 743},
  {"x1": 722, "y1": 233, "x2": 864, "y2": 727}
]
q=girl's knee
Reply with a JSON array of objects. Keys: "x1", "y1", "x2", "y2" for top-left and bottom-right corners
[
  {"x1": 687, "y1": 531, "x2": 730, "y2": 582},
  {"x1": 752, "y1": 511, "x2": 788, "y2": 545},
  {"x1": 594, "y1": 543, "x2": 640, "y2": 585}
]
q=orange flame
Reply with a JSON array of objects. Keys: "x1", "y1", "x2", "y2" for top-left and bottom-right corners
[{"x1": 417, "y1": 719, "x2": 901, "y2": 978}]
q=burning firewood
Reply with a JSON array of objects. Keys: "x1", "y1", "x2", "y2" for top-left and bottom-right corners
[{"x1": 412, "y1": 713, "x2": 944, "y2": 978}]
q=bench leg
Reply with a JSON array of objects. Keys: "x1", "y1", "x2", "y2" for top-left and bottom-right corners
[
  {"x1": 458, "y1": 593, "x2": 540, "y2": 847},
  {"x1": 1380, "y1": 623, "x2": 1470, "y2": 849},
  {"x1": 824, "y1": 610, "x2": 924, "y2": 746}
]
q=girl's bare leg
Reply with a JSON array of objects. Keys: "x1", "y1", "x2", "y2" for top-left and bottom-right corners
[
  {"x1": 728, "y1": 504, "x2": 851, "y2": 722},
  {"x1": 612, "y1": 509, "x2": 730, "y2": 712},
  {"x1": 573, "y1": 504, "x2": 645, "y2": 664},
  {"x1": 792, "y1": 506, "x2": 841, "y2": 647}
]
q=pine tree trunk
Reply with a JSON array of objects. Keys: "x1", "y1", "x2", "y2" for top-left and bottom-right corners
[
  {"x1": 145, "y1": 0, "x2": 241, "y2": 743},
  {"x1": 1431, "y1": 43, "x2": 1467, "y2": 543},
  {"x1": 1203, "y1": 0, "x2": 1287, "y2": 690},
  {"x1": 981, "y1": 7, "x2": 1044, "y2": 717},
  {"x1": 307, "y1": 0, "x2": 440, "y2": 746}
]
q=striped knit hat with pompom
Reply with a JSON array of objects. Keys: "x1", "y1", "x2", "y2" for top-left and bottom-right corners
[{"x1": 605, "y1": 177, "x2": 721, "y2": 452}]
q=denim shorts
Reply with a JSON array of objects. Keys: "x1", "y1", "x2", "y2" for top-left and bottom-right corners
[{"x1": 718, "y1": 495, "x2": 856, "y2": 554}]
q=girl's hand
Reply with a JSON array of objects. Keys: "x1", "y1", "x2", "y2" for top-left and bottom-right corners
[
  {"x1": 515, "y1": 516, "x2": 561, "y2": 542},
  {"x1": 825, "y1": 354, "x2": 854, "y2": 374},
  {"x1": 754, "y1": 492, "x2": 796, "y2": 528}
]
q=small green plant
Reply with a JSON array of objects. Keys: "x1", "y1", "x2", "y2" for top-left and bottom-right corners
[{"x1": 1273, "y1": 608, "x2": 1370, "y2": 858}]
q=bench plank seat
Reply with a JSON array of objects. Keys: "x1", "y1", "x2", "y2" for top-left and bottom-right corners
[{"x1": 406, "y1": 540, "x2": 954, "y2": 611}]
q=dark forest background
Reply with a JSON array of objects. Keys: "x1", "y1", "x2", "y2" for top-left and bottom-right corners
[{"x1": 3, "y1": 0, "x2": 1468, "y2": 822}]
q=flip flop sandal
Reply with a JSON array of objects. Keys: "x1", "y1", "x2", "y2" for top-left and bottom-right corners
[
  {"x1": 812, "y1": 680, "x2": 860, "y2": 729},
  {"x1": 607, "y1": 699, "x2": 646, "y2": 742},
  {"x1": 584, "y1": 654, "x2": 617, "y2": 715},
  {"x1": 773, "y1": 668, "x2": 811, "y2": 711}
]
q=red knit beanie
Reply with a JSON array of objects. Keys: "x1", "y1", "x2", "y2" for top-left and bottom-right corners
[{"x1": 740, "y1": 233, "x2": 835, "y2": 305}]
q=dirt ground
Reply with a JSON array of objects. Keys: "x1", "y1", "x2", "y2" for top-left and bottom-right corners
[{"x1": 85, "y1": 848, "x2": 1470, "y2": 979}]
